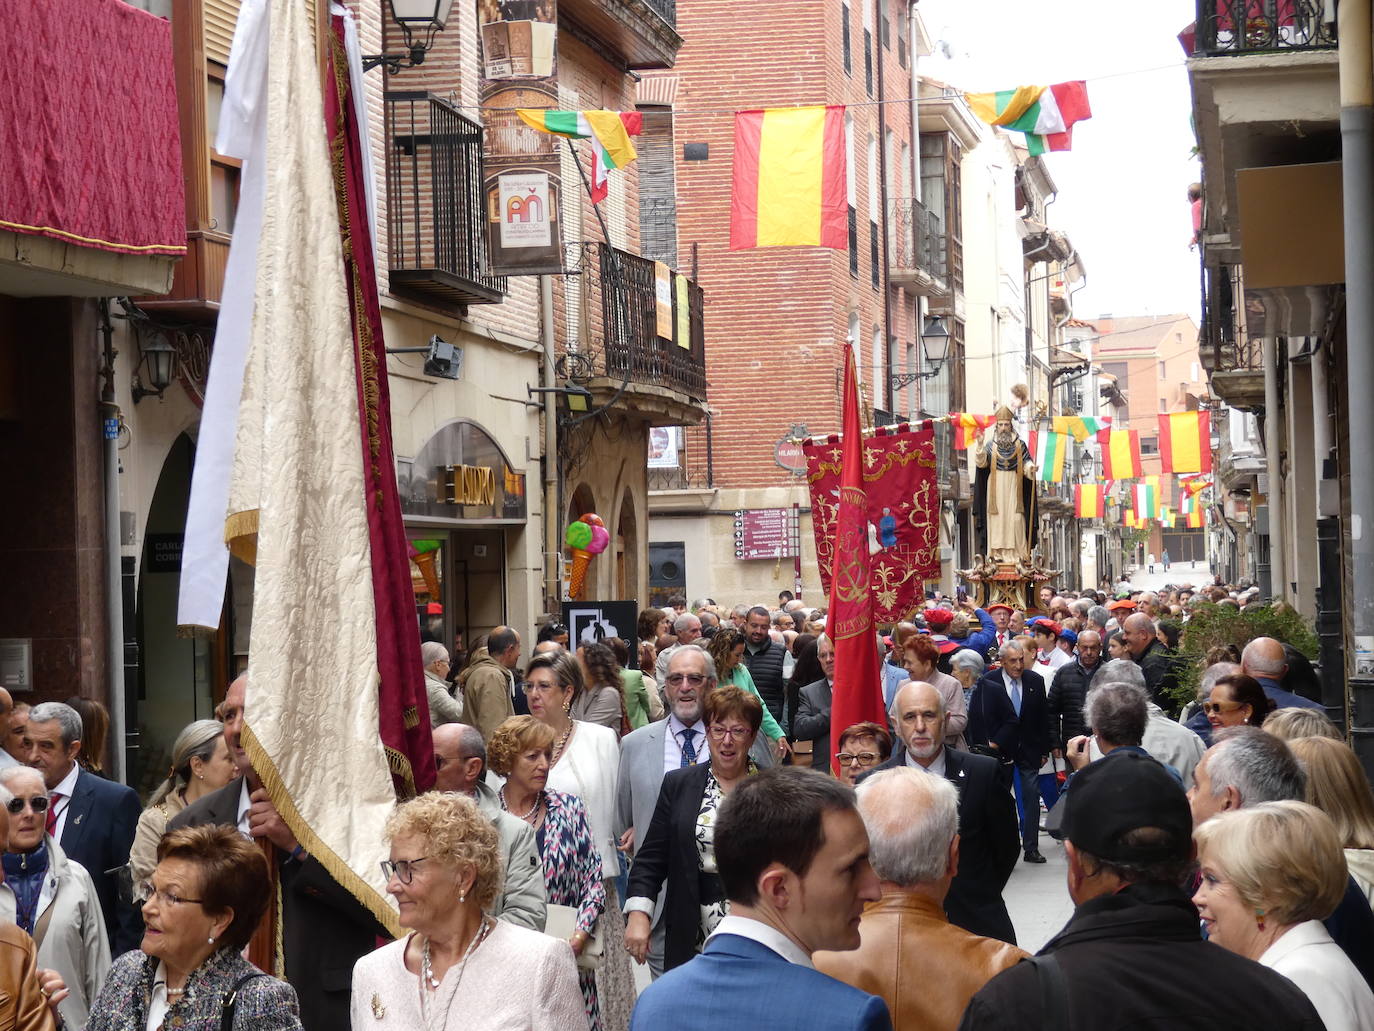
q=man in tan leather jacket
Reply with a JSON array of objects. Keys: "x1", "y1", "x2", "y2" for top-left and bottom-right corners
[{"x1": 815, "y1": 766, "x2": 1026, "y2": 1030}]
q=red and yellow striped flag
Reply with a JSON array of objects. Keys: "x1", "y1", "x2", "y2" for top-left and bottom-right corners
[
  {"x1": 730, "y1": 106, "x2": 847, "y2": 249},
  {"x1": 1075, "y1": 484, "x2": 1105, "y2": 518},
  {"x1": 951, "y1": 412, "x2": 996, "y2": 450},
  {"x1": 1097, "y1": 428, "x2": 1143, "y2": 480},
  {"x1": 1186, "y1": 507, "x2": 1205, "y2": 529},
  {"x1": 1158, "y1": 411, "x2": 1213, "y2": 474}
]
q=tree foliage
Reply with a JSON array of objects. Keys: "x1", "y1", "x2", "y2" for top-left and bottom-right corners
[{"x1": 1169, "y1": 602, "x2": 1318, "y2": 707}]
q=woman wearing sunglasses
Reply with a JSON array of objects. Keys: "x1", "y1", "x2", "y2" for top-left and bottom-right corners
[
  {"x1": 0, "y1": 766, "x2": 108, "y2": 1028},
  {"x1": 622, "y1": 686, "x2": 763, "y2": 973},
  {"x1": 351, "y1": 792, "x2": 582, "y2": 1030},
  {"x1": 1204, "y1": 673, "x2": 1275, "y2": 730}
]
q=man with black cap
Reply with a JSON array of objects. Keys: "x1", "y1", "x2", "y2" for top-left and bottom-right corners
[{"x1": 959, "y1": 751, "x2": 1325, "y2": 1030}]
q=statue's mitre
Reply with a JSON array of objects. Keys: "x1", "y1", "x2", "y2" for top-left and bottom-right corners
[{"x1": 994, "y1": 404, "x2": 1015, "y2": 422}]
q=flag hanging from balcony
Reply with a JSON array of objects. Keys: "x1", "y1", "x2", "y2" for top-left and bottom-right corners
[
  {"x1": 517, "y1": 109, "x2": 639, "y2": 186},
  {"x1": 1097, "y1": 428, "x2": 1143, "y2": 480},
  {"x1": 1053, "y1": 414, "x2": 1111, "y2": 443},
  {"x1": 1158, "y1": 411, "x2": 1213, "y2": 474},
  {"x1": 952, "y1": 412, "x2": 997, "y2": 450},
  {"x1": 811, "y1": 347, "x2": 884, "y2": 777},
  {"x1": 802, "y1": 420, "x2": 940, "y2": 624},
  {"x1": 730, "y1": 105, "x2": 847, "y2": 249},
  {"x1": 1029, "y1": 430, "x2": 1068, "y2": 482},
  {"x1": 1075, "y1": 483, "x2": 1105, "y2": 519},
  {"x1": 964, "y1": 80, "x2": 1091, "y2": 155},
  {"x1": 1186, "y1": 507, "x2": 1205, "y2": 529},
  {"x1": 1133, "y1": 482, "x2": 1158, "y2": 520}
]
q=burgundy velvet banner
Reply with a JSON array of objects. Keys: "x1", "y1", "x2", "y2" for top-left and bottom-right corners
[
  {"x1": 803, "y1": 420, "x2": 941, "y2": 624},
  {"x1": 0, "y1": 0, "x2": 184, "y2": 255},
  {"x1": 327, "y1": 18, "x2": 435, "y2": 797}
]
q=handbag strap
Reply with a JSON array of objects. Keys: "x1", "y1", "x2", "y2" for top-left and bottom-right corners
[
  {"x1": 1023, "y1": 954, "x2": 1070, "y2": 1031},
  {"x1": 220, "y1": 972, "x2": 267, "y2": 1031}
]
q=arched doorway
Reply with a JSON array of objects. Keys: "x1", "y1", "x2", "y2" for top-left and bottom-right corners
[
  {"x1": 133, "y1": 433, "x2": 224, "y2": 795},
  {"x1": 616, "y1": 493, "x2": 638, "y2": 601}
]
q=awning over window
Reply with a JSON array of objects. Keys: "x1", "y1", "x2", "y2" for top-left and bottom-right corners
[{"x1": 0, "y1": 0, "x2": 185, "y2": 261}]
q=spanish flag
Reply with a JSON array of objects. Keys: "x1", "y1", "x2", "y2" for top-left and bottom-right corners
[
  {"x1": 1187, "y1": 507, "x2": 1205, "y2": 529},
  {"x1": 731, "y1": 106, "x2": 847, "y2": 249},
  {"x1": 1158, "y1": 411, "x2": 1213, "y2": 474},
  {"x1": 1097, "y1": 428, "x2": 1143, "y2": 480},
  {"x1": 1182, "y1": 474, "x2": 1214, "y2": 497},
  {"x1": 1075, "y1": 484, "x2": 1105, "y2": 518},
  {"x1": 952, "y1": 412, "x2": 996, "y2": 450}
]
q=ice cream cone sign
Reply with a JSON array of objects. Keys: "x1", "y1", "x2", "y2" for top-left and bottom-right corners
[{"x1": 565, "y1": 513, "x2": 610, "y2": 600}]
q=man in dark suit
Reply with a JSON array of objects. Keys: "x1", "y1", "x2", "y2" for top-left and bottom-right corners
[
  {"x1": 168, "y1": 675, "x2": 388, "y2": 1031},
  {"x1": 861, "y1": 681, "x2": 1020, "y2": 944},
  {"x1": 967, "y1": 641, "x2": 1052, "y2": 863},
  {"x1": 631, "y1": 767, "x2": 890, "y2": 1030},
  {"x1": 792, "y1": 633, "x2": 836, "y2": 771},
  {"x1": 27, "y1": 701, "x2": 142, "y2": 954}
]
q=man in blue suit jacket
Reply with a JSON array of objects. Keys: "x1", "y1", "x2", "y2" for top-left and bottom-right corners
[
  {"x1": 631, "y1": 767, "x2": 891, "y2": 1031},
  {"x1": 967, "y1": 641, "x2": 1051, "y2": 863},
  {"x1": 29, "y1": 701, "x2": 142, "y2": 954}
]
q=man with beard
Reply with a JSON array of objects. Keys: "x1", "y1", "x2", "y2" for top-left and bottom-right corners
[
  {"x1": 616, "y1": 647, "x2": 712, "y2": 978},
  {"x1": 861, "y1": 682, "x2": 1020, "y2": 944},
  {"x1": 974, "y1": 407, "x2": 1036, "y2": 564}
]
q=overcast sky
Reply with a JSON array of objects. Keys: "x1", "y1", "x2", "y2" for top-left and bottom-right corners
[{"x1": 916, "y1": 0, "x2": 1201, "y2": 322}]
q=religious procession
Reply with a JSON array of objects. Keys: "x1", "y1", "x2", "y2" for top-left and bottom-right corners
[{"x1": 1, "y1": 0, "x2": 1370, "y2": 1028}]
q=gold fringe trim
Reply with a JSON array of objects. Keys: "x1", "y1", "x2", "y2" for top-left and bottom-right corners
[
  {"x1": 241, "y1": 723, "x2": 402, "y2": 940},
  {"x1": 385, "y1": 745, "x2": 418, "y2": 800},
  {"x1": 224, "y1": 509, "x2": 260, "y2": 567},
  {"x1": 402, "y1": 706, "x2": 420, "y2": 731}
]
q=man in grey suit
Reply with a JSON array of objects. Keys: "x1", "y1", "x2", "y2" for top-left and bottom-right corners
[{"x1": 793, "y1": 634, "x2": 837, "y2": 771}]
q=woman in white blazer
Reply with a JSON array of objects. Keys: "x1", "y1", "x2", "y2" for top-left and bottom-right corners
[{"x1": 1195, "y1": 801, "x2": 1374, "y2": 1031}]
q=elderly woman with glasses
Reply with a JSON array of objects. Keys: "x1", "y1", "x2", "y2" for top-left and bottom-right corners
[
  {"x1": 487, "y1": 716, "x2": 608, "y2": 1029},
  {"x1": 835, "y1": 722, "x2": 893, "y2": 786},
  {"x1": 1195, "y1": 801, "x2": 1374, "y2": 1030},
  {"x1": 623, "y1": 686, "x2": 763, "y2": 972},
  {"x1": 351, "y1": 792, "x2": 583, "y2": 1030},
  {"x1": 0, "y1": 766, "x2": 108, "y2": 1029},
  {"x1": 86, "y1": 825, "x2": 301, "y2": 1031}
]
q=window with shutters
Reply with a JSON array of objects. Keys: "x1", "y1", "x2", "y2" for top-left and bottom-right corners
[
  {"x1": 636, "y1": 109, "x2": 678, "y2": 267},
  {"x1": 897, "y1": 9, "x2": 907, "y2": 67},
  {"x1": 864, "y1": 29, "x2": 873, "y2": 95},
  {"x1": 842, "y1": 4, "x2": 851, "y2": 74}
]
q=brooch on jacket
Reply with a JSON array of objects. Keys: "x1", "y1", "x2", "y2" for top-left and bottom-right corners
[{"x1": 371, "y1": 993, "x2": 385, "y2": 1020}]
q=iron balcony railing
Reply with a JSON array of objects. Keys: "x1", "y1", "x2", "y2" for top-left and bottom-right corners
[
  {"x1": 385, "y1": 92, "x2": 506, "y2": 307},
  {"x1": 643, "y1": 0, "x2": 676, "y2": 26},
  {"x1": 576, "y1": 242, "x2": 707, "y2": 402},
  {"x1": 648, "y1": 419, "x2": 715, "y2": 491},
  {"x1": 1193, "y1": 0, "x2": 1337, "y2": 56},
  {"x1": 888, "y1": 197, "x2": 948, "y2": 281}
]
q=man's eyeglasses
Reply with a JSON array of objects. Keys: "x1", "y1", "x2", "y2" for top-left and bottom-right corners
[
  {"x1": 380, "y1": 857, "x2": 430, "y2": 884},
  {"x1": 5, "y1": 796, "x2": 47, "y2": 815},
  {"x1": 1202, "y1": 700, "x2": 1245, "y2": 715},
  {"x1": 664, "y1": 673, "x2": 708, "y2": 688},
  {"x1": 836, "y1": 752, "x2": 880, "y2": 766},
  {"x1": 707, "y1": 725, "x2": 751, "y2": 742}
]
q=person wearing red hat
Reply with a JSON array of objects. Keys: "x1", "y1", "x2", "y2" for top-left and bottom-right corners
[
  {"x1": 924, "y1": 607, "x2": 955, "y2": 631},
  {"x1": 986, "y1": 604, "x2": 1015, "y2": 650},
  {"x1": 1031, "y1": 621, "x2": 1071, "y2": 685}
]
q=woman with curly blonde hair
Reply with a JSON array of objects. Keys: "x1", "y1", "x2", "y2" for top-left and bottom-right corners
[{"x1": 351, "y1": 792, "x2": 583, "y2": 1030}]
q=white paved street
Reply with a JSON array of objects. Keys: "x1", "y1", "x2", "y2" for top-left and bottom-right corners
[
  {"x1": 1005, "y1": 832, "x2": 1075, "y2": 953},
  {"x1": 1118, "y1": 559, "x2": 1216, "y2": 596}
]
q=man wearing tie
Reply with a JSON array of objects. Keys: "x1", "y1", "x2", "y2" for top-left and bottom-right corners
[
  {"x1": 986, "y1": 604, "x2": 1014, "y2": 651},
  {"x1": 968, "y1": 642, "x2": 1051, "y2": 865},
  {"x1": 616, "y1": 647, "x2": 712, "y2": 978}
]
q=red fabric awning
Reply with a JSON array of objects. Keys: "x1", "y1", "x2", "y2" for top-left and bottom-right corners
[{"x1": 0, "y1": 0, "x2": 185, "y2": 257}]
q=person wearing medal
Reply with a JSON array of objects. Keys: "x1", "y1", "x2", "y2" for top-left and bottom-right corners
[
  {"x1": 350, "y1": 792, "x2": 583, "y2": 1030},
  {"x1": 487, "y1": 716, "x2": 609, "y2": 1029}
]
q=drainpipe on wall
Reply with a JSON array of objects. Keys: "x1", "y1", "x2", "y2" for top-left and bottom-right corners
[
  {"x1": 1262, "y1": 335, "x2": 1287, "y2": 603},
  {"x1": 539, "y1": 275, "x2": 561, "y2": 612},
  {"x1": 97, "y1": 301, "x2": 128, "y2": 784},
  {"x1": 1337, "y1": 0, "x2": 1374, "y2": 770}
]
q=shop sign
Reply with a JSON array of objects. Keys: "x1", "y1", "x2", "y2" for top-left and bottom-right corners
[
  {"x1": 734, "y1": 508, "x2": 797, "y2": 560},
  {"x1": 443, "y1": 464, "x2": 498, "y2": 506},
  {"x1": 774, "y1": 424, "x2": 808, "y2": 474},
  {"x1": 562, "y1": 601, "x2": 638, "y2": 647},
  {"x1": 146, "y1": 533, "x2": 184, "y2": 573}
]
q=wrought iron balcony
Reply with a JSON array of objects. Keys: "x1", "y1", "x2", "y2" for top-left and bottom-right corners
[
  {"x1": 558, "y1": 0, "x2": 682, "y2": 69},
  {"x1": 385, "y1": 92, "x2": 506, "y2": 309},
  {"x1": 887, "y1": 198, "x2": 948, "y2": 297},
  {"x1": 572, "y1": 242, "x2": 707, "y2": 407},
  {"x1": 648, "y1": 419, "x2": 715, "y2": 491},
  {"x1": 1193, "y1": 0, "x2": 1337, "y2": 56}
]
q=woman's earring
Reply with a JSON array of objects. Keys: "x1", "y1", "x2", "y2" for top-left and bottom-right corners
[
  {"x1": 458, "y1": 892, "x2": 465, "y2": 903},
  {"x1": 208, "y1": 936, "x2": 216, "y2": 945},
  {"x1": 562, "y1": 700, "x2": 572, "y2": 714},
  {"x1": 1255, "y1": 910, "x2": 1266, "y2": 931}
]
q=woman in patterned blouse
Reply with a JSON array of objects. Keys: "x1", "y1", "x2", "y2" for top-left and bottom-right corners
[
  {"x1": 621, "y1": 686, "x2": 762, "y2": 972},
  {"x1": 488, "y1": 717, "x2": 607, "y2": 1030}
]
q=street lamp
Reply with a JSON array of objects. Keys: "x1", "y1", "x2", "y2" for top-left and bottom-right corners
[
  {"x1": 363, "y1": 0, "x2": 454, "y2": 74},
  {"x1": 888, "y1": 315, "x2": 953, "y2": 392},
  {"x1": 131, "y1": 329, "x2": 177, "y2": 404}
]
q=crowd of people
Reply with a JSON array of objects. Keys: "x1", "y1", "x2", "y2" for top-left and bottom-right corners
[{"x1": 0, "y1": 571, "x2": 1367, "y2": 1030}]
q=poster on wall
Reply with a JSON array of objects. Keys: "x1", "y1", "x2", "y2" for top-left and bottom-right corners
[
  {"x1": 478, "y1": 0, "x2": 564, "y2": 274},
  {"x1": 647, "y1": 426, "x2": 680, "y2": 469},
  {"x1": 562, "y1": 601, "x2": 639, "y2": 648}
]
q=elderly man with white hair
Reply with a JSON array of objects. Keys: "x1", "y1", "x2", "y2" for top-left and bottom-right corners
[
  {"x1": 815, "y1": 767, "x2": 1026, "y2": 1029},
  {"x1": 654, "y1": 612, "x2": 705, "y2": 686},
  {"x1": 1085, "y1": 659, "x2": 1205, "y2": 787},
  {"x1": 421, "y1": 641, "x2": 464, "y2": 727},
  {"x1": 0, "y1": 764, "x2": 108, "y2": 1028}
]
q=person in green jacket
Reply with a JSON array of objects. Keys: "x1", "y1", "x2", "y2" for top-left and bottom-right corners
[
  {"x1": 708, "y1": 628, "x2": 787, "y2": 757},
  {"x1": 610, "y1": 637, "x2": 657, "y2": 729}
]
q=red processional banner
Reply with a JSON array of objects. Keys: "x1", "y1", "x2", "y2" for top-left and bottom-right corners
[{"x1": 803, "y1": 419, "x2": 941, "y2": 624}]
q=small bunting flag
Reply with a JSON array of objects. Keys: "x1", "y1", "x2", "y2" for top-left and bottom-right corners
[
  {"x1": 1030, "y1": 430, "x2": 1069, "y2": 483},
  {"x1": 1158, "y1": 411, "x2": 1213, "y2": 475},
  {"x1": 1097, "y1": 429, "x2": 1143, "y2": 480},
  {"x1": 1134, "y1": 482, "x2": 1157, "y2": 519},
  {"x1": 1075, "y1": 484, "x2": 1105, "y2": 519},
  {"x1": 951, "y1": 413, "x2": 997, "y2": 450},
  {"x1": 1053, "y1": 415, "x2": 1112, "y2": 443}
]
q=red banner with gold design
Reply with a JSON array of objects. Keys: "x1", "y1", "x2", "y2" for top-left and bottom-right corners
[{"x1": 803, "y1": 419, "x2": 941, "y2": 625}]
